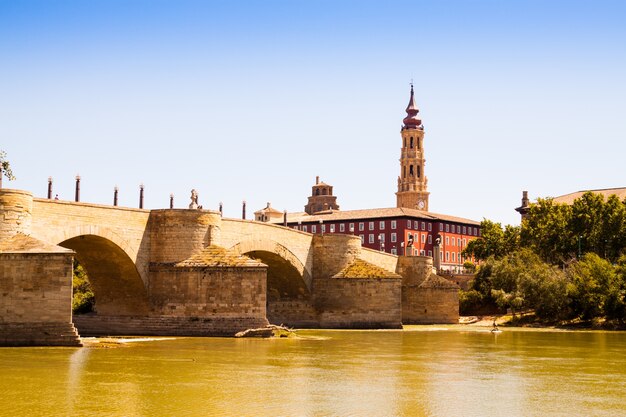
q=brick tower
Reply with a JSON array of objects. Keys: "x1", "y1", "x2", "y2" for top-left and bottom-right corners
[
  {"x1": 304, "y1": 176, "x2": 340, "y2": 214},
  {"x1": 396, "y1": 84, "x2": 429, "y2": 211}
]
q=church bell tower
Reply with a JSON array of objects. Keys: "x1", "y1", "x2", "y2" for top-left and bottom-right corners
[{"x1": 396, "y1": 84, "x2": 429, "y2": 211}]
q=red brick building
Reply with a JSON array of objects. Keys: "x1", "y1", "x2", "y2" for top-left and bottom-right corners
[{"x1": 285, "y1": 208, "x2": 479, "y2": 272}]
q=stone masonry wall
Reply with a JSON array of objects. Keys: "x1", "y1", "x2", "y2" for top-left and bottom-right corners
[
  {"x1": 267, "y1": 300, "x2": 318, "y2": 328},
  {"x1": 149, "y1": 265, "x2": 268, "y2": 331},
  {"x1": 0, "y1": 189, "x2": 32, "y2": 240},
  {"x1": 0, "y1": 253, "x2": 81, "y2": 346},
  {"x1": 398, "y1": 256, "x2": 459, "y2": 324},
  {"x1": 312, "y1": 234, "x2": 362, "y2": 278},
  {"x1": 148, "y1": 209, "x2": 222, "y2": 263},
  {"x1": 405, "y1": 286, "x2": 459, "y2": 324},
  {"x1": 314, "y1": 277, "x2": 402, "y2": 328},
  {"x1": 0, "y1": 253, "x2": 72, "y2": 323}
]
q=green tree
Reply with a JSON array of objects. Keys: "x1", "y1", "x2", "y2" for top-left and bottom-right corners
[
  {"x1": 490, "y1": 249, "x2": 568, "y2": 319},
  {"x1": 0, "y1": 150, "x2": 15, "y2": 181},
  {"x1": 599, "y1": 195, "x2": 626, "y2": 262},
  {"x1": 566, "y1": 253, "x2": 622, "y2": 321},
  {"x1": 520, "y1": 197, "x2": 574, "y2": 264},
  {"x1": 462, "y1": 219, "x2": 519, "y2": 262}
]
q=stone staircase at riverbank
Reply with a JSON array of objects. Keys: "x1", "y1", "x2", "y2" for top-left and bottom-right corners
[
  {"x1": 0, "y1": 323, "x2": 82, "y2": 347},
  {"x1": 73, "y1": 315, "x2": 269, "y2": 337}
]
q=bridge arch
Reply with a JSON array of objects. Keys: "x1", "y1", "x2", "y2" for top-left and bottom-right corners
[
  {"x1": 230, "y1": 238, "x2": 312, "y2": 296},
  {"x1": 59, "y1": 234, "x2": 150, "y2": 317}
]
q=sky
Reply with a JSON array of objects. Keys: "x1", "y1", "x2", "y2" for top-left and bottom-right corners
[{"x1": 1, "y1": 0, "x2": 625, "y2": 226}]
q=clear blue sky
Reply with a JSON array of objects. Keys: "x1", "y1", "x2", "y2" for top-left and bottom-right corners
[{"x1": 2, "y1": 0, "x2": 625, "y2": 226}]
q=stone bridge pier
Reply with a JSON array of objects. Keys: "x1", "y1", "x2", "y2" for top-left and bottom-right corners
[{"x1": 1, "y1": 187, "x2": 459, "y2": 346}]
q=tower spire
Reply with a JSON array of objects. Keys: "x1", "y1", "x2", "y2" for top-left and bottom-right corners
[{"x1": 403, "y1": 83, "x2": 422, "y2": 129}]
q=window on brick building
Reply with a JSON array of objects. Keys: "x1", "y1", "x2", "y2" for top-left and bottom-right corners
[
  {"x1": 445, "y1": 236, "x2": 449, "y2": 245},
  {"x1": 420, "y1": 250, "x2": 425, "y2": 256},
  {"x1": 445, "y1": 224, "x2": 449, "y2": 232},
  {"x1": 303, "y1": 225, "x2": 307, "y2": 232},
  {"x1": 421, "y1": 221, "x2": 425, "y2": 230},
  {"x1": 414, "y1": 221, "x2": 418, "y2": 229},
  {"x1": 369, "y1": 222, "x2": 374, "y2": 231},
  {"x1": 379, "y1": 221, "x2": 385, "y2": 230},
  {"x1": 391, "y1": 233, "x2": 397, "y2": 243},
  {"x1": 428, "y1": 223, "x2": 432, "y2": 231},
  {"x1": 339, "y1": 224, "x2": 345, "y2": 232},
  {"x1": 428, "y1": 235, "x2": 432, "y2": 244},
  {"x1": 452, "y1": 252, "x2": 456, "y2": 262},
  {"x1": 359, "y1": 234, "x2": 364, "y2": 244},
  {"x1": 369, "y1": 234, "x2": 375, "y2": 244},
  {"x1": 391, "y1": 248, "x2": 397, "y2": 255},
  {"x1": 463, "y1": 226, "x2": 467, "y2": 234},
  {"x1": 391, "y1": 220, "x2": 396, "y2": 229},
  {"x1": 312, "y1": 225, "x2": 317, "y2": 233},
  {"x1": 407, "y1": 220, "x2": 411, "y2": 229},
  {"x1": 421, "y1": 233, "x2": 426, "y2": 244},
  {"x1": 359, "y1": 222, "x2": 364, "y2": 231},
  {"x1": 330, "y1": 224, "x2": 335, "y2": 233},
  {"x1": 446, "y1": 251, "x2": 450, "y2": 262},
  {"x1": 428, "y1": 250, "x2": 432, "y2": 257}
]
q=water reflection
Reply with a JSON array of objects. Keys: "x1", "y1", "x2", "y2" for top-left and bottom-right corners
[{"x1": 1, "y1": 328, "x2": 626, "y2": 416}]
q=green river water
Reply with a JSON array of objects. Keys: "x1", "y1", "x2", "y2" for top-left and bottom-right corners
[{"x1": 1, "y1": 326, "x2": 625, "y2": 417}]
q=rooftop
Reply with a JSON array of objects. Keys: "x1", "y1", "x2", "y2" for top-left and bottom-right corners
[
  {"x1": 551, "y1": 187, "x2": 626, "y2": 205},
  {"x1": 278, "y1": 207, "x2": 480, "y2": 226}
]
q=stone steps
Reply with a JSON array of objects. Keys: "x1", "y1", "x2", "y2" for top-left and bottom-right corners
[
  {"x1": 73, "y1": 315, "x2": 269, "y2": 337},
  {"x1": 0, "y1": 323, "x2": 82, "y2": 347}
]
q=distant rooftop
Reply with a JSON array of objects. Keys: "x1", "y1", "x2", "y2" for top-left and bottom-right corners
[{"x1": 551, "y1": 187, "x2": 626, "y2": 205}]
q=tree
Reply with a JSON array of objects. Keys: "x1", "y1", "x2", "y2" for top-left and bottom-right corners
[
  {"x1": 0, "y1": 150, "x2": 15, "y2": 182},
  {"x1": 520, "y1": 198, "x2": 573, "y2": 264},
  {"x1": 469, "y1": 249, "x2": 568, "y2": 320},
  {"x1": 521, "y1": 192, "x2": 626, "y2": 264},
  {"x1": 566, "y1": 253, "x2": 622, "y2": 321},
  {"x1": 462, "y1": 219, "x2": 520, "y2": 262},
  {"x1": 490, "y1": 249, "x2": 568, "y2": 320}
]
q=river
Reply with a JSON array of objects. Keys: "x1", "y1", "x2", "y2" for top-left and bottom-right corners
[{"x1": 1, "y1": 326, "x2": 625, "y2": 416}]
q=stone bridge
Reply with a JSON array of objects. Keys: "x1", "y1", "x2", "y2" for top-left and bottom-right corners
[{"x1": 1, "y1": 189, "x2": 459, "y2": 346}]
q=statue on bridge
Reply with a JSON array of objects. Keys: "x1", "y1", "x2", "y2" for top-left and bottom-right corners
[{"x1": 189, "y1": 189, "x2": 199, "y2": 209}]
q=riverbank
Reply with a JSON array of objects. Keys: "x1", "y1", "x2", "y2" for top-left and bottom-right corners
[{"x1": 461, "y1": 313, "x2": 626, "y2": 331}]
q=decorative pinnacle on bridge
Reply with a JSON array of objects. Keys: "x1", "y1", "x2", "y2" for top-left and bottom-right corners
[{"x1": 402, "y1": 83, "x2": 422, "y2": 129}]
